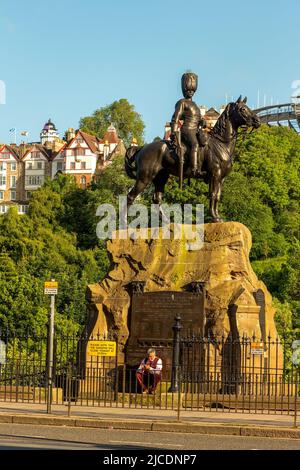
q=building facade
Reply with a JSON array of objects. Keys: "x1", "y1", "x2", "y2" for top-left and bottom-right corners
[
  {"x1": 0, "y1": 121, "x2": 125, "y2": 214},
  {"x1": 20, "y1": 144, "x2": 52, "y2": 201},
  {"x1": 0, "y1": 144, "x2": 27, "y2": 214}
]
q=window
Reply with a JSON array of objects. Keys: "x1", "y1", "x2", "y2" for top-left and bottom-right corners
[
  {"x1": 26, "y1": 175, "x2": 43, "y2": 186},
  {"x1": 10, "y1": 190, "x2": 16, "y2": 201},
  {"x1": 0, "y1": 162, "x2": 6, "y2": 171},
  {"x1": 11, "y1": 162, "x2": 17, "y2": 172},
  {"x1": 0, "y1": 205, "x2": 7, "y2": 213},
  {"x1": 31, "y1": 151, "x2": 41, "y2": 159},
  {"x1": 1, "y1": 153, "x2": 10, "y2": 159},
  {"x1": 80, "y1": 176, "x2": 86, "y2": 188},
  {"x1": 56, "y1": 162, "x2": 63, "y2": 171},
  {"x1": 26, "y1": 191, "x2": 32, "y2": 200},
  {"x1": 26, "y1": 162, "x2": 33, "y2": 170},
  {"x1": 0, "y1": 191, "x2": 3, "y2": 200},
  {"x1": 81, "y1": 161, "x2": 86, "y2": 170},
  {"x1": 37, "y1": 162, "x2": 43, "y2": 170},
  {"x1": 0, "y1": 176, "x2": 6, "y2": 186},
  {"x1": 76, "y1": 148, "x2": 85, "y2": 157},
  {"x1": 76, "y1": 138, "x2": 84, "y2": 143},
  {"x1": 10, "y1": 176, "x2": 16, "y2": 188},
  {"x1": 18, "y1": 205, "x2": 28, "y2": 214},
  {"x1": 70, "y1": 162, "x2": 75, "y2": 170}
]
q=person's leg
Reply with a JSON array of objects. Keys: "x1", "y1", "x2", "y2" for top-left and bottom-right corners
[
  {"x1": 136, "y1": 372, "x2": 148, "y2": 392},
  {"x1": 182, "y1": 130, "x2": 201, "y2": 176},
  {"x1": 148, "y1": 374, "x2": 162, "y2": 394}
]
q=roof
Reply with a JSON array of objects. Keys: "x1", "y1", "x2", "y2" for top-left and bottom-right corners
[
  {"x1": 0, "y1": 144, "x2": 20, "y2": 160},
  {"x1": 21, "y1": 143, "x2": 52, "y2": 161},
  {"x1": 205, "y1": 108, "x2": 220, "y2": 119},
  {"x1": 79, "y1": 130, "x2": 101, "y2": 153},
  {"x1": 54, "y1": 130, "x2": 101, "y2": 158},
  {"x1": 42, "y1": 118, "x2": 57, "y2": 131},
  {"x1": 103, "y1": 124, "x2": 119, "y2": 144}
]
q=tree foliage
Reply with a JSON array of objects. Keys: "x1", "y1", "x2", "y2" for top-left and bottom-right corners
[
  {"x1": 0, "y1": 125, "x2": 299, "y2": 341},
  {"x1": 79, "y1": 98, "x2": 145, "y2": 147}
]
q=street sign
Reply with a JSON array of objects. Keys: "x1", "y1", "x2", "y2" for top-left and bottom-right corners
[
  {"x1": 250, "y1": 342, "x2": 264, "y2": 355},
  {"x1": 88, "y1": 341, "x2": 117, "y2": 357},
  {"x1": 0, "y1": 340, "x2": 6, "y2": 365},
  {"x1": 292, "y1": 340, "x2": 300, "y2": 366},
  {"x1": 44, "y1": 281, "x2": 58, "y2": 295}
]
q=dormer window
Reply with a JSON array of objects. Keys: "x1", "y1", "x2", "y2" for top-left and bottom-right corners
[
  {"x1": 75, "y1": 148, "x2": 85, "y2": 157},
  {"x1": 1, "y1": 152, "x2": 10, "y2": 159},
  {"x1": 31, "y1": 151, "x2": 42, "y2": 159}
]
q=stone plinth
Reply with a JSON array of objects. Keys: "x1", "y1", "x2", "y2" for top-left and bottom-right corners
[{"x1": 84, "y1": 222, "x2": 282, "y2": 369}]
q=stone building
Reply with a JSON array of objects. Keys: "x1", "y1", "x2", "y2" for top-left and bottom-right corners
[
  {"x1": 0, "y1": 121, "x2": 126, "y2": 213},
  {"x1": 0, "y1": 144, "x2": 26, "y2": 214},
  {"x1": 20, "y1": 144, "x2": 52, "y2": 201}
]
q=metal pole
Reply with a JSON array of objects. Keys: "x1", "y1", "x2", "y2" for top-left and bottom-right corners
[
  {"x1": 177, "y1": 365, "x2": 181, "y2": 422},
  {"x1": 47, "y1": 291, "x2": 55, "y2": 414},
  {"x1": 169, "y1": 314, "x2": 182, "y2": 392},
  {"x1": 294, "y1": 372, "x2": 298, "y2": 428}
]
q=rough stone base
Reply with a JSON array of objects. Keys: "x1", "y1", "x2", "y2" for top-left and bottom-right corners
[{"x1": 84, "y1": 222, "x2": 283, "y2": 369}]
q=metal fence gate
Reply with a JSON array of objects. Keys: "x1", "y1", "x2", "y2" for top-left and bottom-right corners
[{"x1": 0, "y1": 329, "x2": 299, "y2": 419}]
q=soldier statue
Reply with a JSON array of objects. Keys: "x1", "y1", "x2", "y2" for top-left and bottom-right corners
[{"x1": 171, "y1": 72, "x2": 207, "y2": 177}]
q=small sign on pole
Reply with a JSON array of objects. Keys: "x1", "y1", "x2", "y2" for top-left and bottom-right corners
[
  {"x1": 44, "y1": 281, "x2": 58, "y2": 295},
  {"x1": 0, "y1": 340, "x2": 6, "y2": 365},
  {"x1": 250, "y1": 342, "x2": 264, "y2": 355},
  {"x1": 88, "y1": 341, "x2": 117, "y2": 357}
]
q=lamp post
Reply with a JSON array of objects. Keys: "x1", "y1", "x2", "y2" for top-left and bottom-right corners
[{"x1": 169, "y1": 314, "x2": 182, "y2": 392}]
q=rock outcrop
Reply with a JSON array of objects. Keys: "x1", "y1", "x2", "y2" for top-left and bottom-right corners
[{"x1": 85, "y1": 222, "x2": 281, "y2": 367}]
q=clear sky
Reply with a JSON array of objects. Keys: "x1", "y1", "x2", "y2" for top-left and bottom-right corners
[{"x1": 0, "y1": 0, "x2": 299, "y2": 144}]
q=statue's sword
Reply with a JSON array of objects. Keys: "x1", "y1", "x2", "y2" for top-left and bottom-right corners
[{"x1": 175, "y1": 129, "x2": 184, "y2": 190}]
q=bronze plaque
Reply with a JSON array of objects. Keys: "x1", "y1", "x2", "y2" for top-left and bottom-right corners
[{"x1": 126, "y1": 290, "x2": 205, "y2": 368}]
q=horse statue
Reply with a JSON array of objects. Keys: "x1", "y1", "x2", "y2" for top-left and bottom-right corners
[{"x1": 125, "y1": 96, "x2": 260, "y2": 222}]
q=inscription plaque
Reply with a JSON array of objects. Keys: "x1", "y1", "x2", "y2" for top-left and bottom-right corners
[{"x1": 126, "y1": 290, "x2": 205, "y2": 368}]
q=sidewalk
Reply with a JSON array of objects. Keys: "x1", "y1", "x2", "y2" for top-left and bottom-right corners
[{"x1": 0, "y1": 401, "x2": 299, "y2": 439}]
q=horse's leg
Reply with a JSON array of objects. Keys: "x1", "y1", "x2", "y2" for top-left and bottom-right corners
[
  {"x1": 153, "y1": 170, "x2": 169, "y2": 223},
  {"x1": 153, "y1": 170, "x2": 169, "y2": 205},
  {"x1": 209, "y1": 172, "x2": 223, "y2": 223},
  {"x1": 214, "y1": 177, "x2": 225, "y2": 222},
  {"x1": 127, "y1": 179, "x2": 148, "y2": 206}
]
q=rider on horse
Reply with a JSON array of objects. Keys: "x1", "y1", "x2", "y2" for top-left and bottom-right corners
[{"x1": 171, "y1": 72, "x2": 207, "y2": 177}]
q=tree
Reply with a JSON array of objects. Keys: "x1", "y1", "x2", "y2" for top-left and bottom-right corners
[{"x1": 79, "y1": 99, "x2": 145, "y2": 147}]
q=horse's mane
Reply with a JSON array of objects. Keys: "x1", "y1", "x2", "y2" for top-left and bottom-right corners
[{"x1": 210, "y1": 103, "x2": 232, "y2": 139}]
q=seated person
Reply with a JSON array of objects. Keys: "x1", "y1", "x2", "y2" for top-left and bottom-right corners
[{"x1": 136, "y1": 348, "x2": 163, "y2": 394}]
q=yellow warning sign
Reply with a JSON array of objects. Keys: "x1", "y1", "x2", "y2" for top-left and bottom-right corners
[
  {"x1": 250, "y1": 342, "x2": 264, "y2": 355},
  {"x1": 44, "y1": 281, "x2": 58, "y2": 295},
  {"x1": 88, "y1": 341, "x2": 116, "y2": 357}
]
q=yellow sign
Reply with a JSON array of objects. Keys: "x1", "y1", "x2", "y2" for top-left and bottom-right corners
[
  {"x1": 44, "y1": 281, "x2": 58, "y2": 295},
  {"x1": 250, "y1": 342, "x2": 264, "y2": 355},
  {"x1": 88, "y1": 341, "x2": 116, "y2": 357}
]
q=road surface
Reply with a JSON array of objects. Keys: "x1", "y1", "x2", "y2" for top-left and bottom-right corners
[{"x1": 0, "y1": 423, "x2": 299, "y2": 450}]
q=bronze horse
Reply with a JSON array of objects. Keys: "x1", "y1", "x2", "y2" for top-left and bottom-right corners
[{"x1": 125, "y1": 97, "x2": 260, "y2": 222}]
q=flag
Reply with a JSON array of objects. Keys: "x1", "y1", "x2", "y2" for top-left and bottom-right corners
[
  {"x1": 20, "y1": 131, "x2": 29, "y2": 136},
  {"x1": 9, "y1": 128, "x2": 16, "y2": 132}
]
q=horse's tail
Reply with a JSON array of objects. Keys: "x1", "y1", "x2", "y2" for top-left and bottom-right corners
[{"x1": 125, "y1": 146, "x2": 142, "y2": 180}]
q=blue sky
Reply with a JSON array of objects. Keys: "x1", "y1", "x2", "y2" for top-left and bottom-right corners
[{"x1": 0, "y1": 0, "x2": 299, "y2": 144}]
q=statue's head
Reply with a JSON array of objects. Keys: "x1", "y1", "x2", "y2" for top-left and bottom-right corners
[
  {"x1": 181, "y1": 72, "x2": 198, "y2": 99},
  {"x1": 232, "y1": 96, "x2": 261, "y2": 129}
]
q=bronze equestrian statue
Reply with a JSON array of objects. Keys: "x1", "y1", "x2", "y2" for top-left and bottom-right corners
[
  {"x1": 171, "y1": 72, "x2": 207, "y2": 182},
  {"x1": 125, "y1": 73, "x2": 260, "y2": 223}
]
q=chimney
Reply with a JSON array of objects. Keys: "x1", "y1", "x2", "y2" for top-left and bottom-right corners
[{"x1": 65, "y1": 128, "x2": 76, "y2": 142}]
